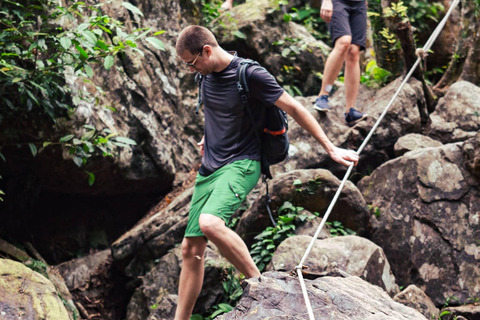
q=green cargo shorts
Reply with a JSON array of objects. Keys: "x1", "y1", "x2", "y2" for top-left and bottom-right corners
[{"x1": 185, "y1": 159, "x2": 261, "y2": 238}]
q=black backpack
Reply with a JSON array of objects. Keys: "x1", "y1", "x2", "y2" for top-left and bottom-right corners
[{"x1": 236, "y1": 59, "x2": 289, "y2": 180}]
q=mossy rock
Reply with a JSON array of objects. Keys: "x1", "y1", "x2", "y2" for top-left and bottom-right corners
[{"x1": 0, "y1": 259, "x2": 70, "y2": 320}]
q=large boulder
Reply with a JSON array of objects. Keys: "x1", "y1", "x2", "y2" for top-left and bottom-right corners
[
  {"x1": 358, "y1": 139, "x2": 480, "y2": 305},
  {"x1": 217, "y1": 271, "x2": 427, "y2": 320},
  {"x1": 393, "y1": 285, "x2": 439, "y2": 319},
  {"x1": 428, "y1": 81, "x2": 480, "y2": 144},
  {"x1": 394, "y1": 133, "x2": 443, "y2": 157},
  {"x1": 0, "y1": 259, "x2": 71, "y2": 320},
  {"x1": 236, "y1": 169, "x2": 369, "y2": 246},
  {"x1": 269, "y1": 235, "x2": 399, "y2": 296}
]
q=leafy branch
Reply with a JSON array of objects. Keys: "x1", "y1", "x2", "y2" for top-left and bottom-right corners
[{"x1": 0, "y1": 0, "x2": 166, "y2": 189}]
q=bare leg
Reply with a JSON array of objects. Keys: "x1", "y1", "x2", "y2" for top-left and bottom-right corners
[
  {"x1": 344, "y1": 44, "x2": 361, "y2": 113},
  {"x1": 319, "y1": 35, "x2": 352, "y2": 97},
  {"x1": 199, "y1": 214, "x2": 260, "y2": 278},
  {"x1": 220, "y1": 0, "x2": 233, "y2": 10},
  {"x1": 174, "y1": 237, "x2": 208, "y2": 320}
]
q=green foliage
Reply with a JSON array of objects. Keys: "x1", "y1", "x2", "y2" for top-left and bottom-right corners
[
  {"x1": 434, "y1": 296, "x2": 461, "y2": 320},
  {"x1": 227, "y1": 200, "x2": 249, "y2": 229},
  {"x1": 222, "y1": 266, "x2": 244, "y2": 304},
  {"x1": 24, "y1": 259, "x2": 48, "y2": 278},
  {"x1": 227, "y1": 216, "x2": 240, "y2": 229},
  {"x1": 293, "y1": 177, "x2": 322, "y2": 195},
  {"x1": 377, "y1": 1, "x2": 446, "y2": 48},
  {"x1": 467, "y1": 296, "x2": 480, "y2": 304},
  {"x1": 0, "y1": 0, "x2": 164, "y2": 188},
  {"x1": 201, "y1": 0, "x2": 223, "y2": 25},
  {"x1": 402, "y1": 0, "x2": 445, "y2": 33},
  {"x1": 379, "y1": 28, "x2": 397, "y2": 44},
  {"x1": 58, "y1": 293, "x2": 79, "y2": 320},
  {"x1": 0, "y1": 0, "x2": 162, "y2": 119},
  {"x1": 191, "y1": 266, "x2": 243, "y2": 319},
  {"x1": 383, "y1": 1, "x2": 408, "y2": 19},
  {"x1": 326, "y1": 220, "x2": 356, "y2": 237},
  {"x1": 376, "y1": 1, "x2": 408, "y2": 47},
  {"x1": 367, "y1": 204, "x2": 381, "y2": 217},
  {"x1": 250, "y1": 201, "x2": 310, "y2": 272},
  {"x1": 361, "y1": 60, "x2": 392, "y2": 88},
  {"x1": 209, "y1": 303, "x2": 234, "y2": 318},
  {"x1": 285, "y1": 5, "x2": 330, "y2": 43},
  {"x1": 424, "y1": 66, "x2": 447, "y2": 85},
  {"x1": 433, "y1": 295, "x2": 480, "y2": 320},
  {"x1": 272, "y1": 37, "x2": 310, "y2": 96},
  {"x1": 199, "y1": 0, "x2": 237, "y2": 30}
]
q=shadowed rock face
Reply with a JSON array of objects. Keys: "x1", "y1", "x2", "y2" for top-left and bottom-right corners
[
  {"x1": 358, "y1": 138, "x2": 480, "y2": 305},
  {"x1": 216, "y1": 271, "x2": 427, "y2": 320},
  {"x1": 111, "y1": 187, "x2": 193, "y2": 274}
]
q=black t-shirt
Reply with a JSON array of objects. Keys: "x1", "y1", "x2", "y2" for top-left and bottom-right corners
[{"x1": 200, "y1": 57, "x2": 284, "y2": 175}]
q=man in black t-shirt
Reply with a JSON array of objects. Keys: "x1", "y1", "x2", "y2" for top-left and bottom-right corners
[
  {"x1": 174, "y1": 25, "x2": 359, "y2": 320},
  {"x1": 313, "y1": 0, "x2": 368, "y2": 127}
]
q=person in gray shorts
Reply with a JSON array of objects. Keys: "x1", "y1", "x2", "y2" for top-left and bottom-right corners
[{"x1": 313, "y1": 0, "x2": 368, "y2": 127}]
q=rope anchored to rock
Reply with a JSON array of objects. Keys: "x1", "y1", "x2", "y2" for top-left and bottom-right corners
[{"x1": 292, "y1": 0, "x2": 461, "y2": 318}]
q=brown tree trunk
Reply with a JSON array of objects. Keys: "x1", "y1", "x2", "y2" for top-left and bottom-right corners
[
  {"x1": 370, "y1": 0, "x2": 404, "y2": 76},
  {"x1": 434, "y1": 0, "x2": 480, "y2": 93},
  {"x1": 395, "y1": 20, "x2": 437, "y2": 114},
  {"x1": 458, "y1": 20, "x2": 480, "y2": 84},
  {"x1": 381, "y1": 1, "x2": 437, "y2": 117}
]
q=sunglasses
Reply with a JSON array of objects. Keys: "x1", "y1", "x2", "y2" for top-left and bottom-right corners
[{"x1": 184, "y1": 46, "x2": 204, "y2": 68}]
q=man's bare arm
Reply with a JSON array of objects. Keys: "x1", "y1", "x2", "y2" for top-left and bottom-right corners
[
  {"x1": 274, "y1": 92, "x2": 359, "y2": 167},
  {"x1": 320, "y1": 0, "x2": 333, "y2": 23}
]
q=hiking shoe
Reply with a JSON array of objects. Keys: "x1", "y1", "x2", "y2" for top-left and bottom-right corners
[
  {"x1": 345, "y1": 107, "x2": 368, "y2": 127},
  {"x1": 313, "y1": 95, "x2": 331, "y2": 112}
]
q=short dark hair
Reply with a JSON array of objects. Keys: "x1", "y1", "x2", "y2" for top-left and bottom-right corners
[{"x1": 176, "y1": 25, "x2": 218, "y2": 55}]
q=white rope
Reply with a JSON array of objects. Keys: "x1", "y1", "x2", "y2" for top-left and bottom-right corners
[
  {"x1": 297, "y1": 269, "x2": 315, "y2": 319},
  {"x1": 294, "y1": 0, "x2": 461, "y2": 318}
]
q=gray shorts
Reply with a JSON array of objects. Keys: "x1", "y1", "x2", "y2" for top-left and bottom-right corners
[{"x1": 328, "y1": 0, "x2": 367, "y2": 50}]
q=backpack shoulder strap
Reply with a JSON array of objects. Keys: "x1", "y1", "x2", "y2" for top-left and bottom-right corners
[
  {"x1": 236, "y1": 59, "x2": 262, "y2": 145},
  {"x1": 194, "y1": 72, "x2": 203, "y2": 115},
  {"x1": 236, "y1": 59, "x2": 261, "y2": 101}
]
